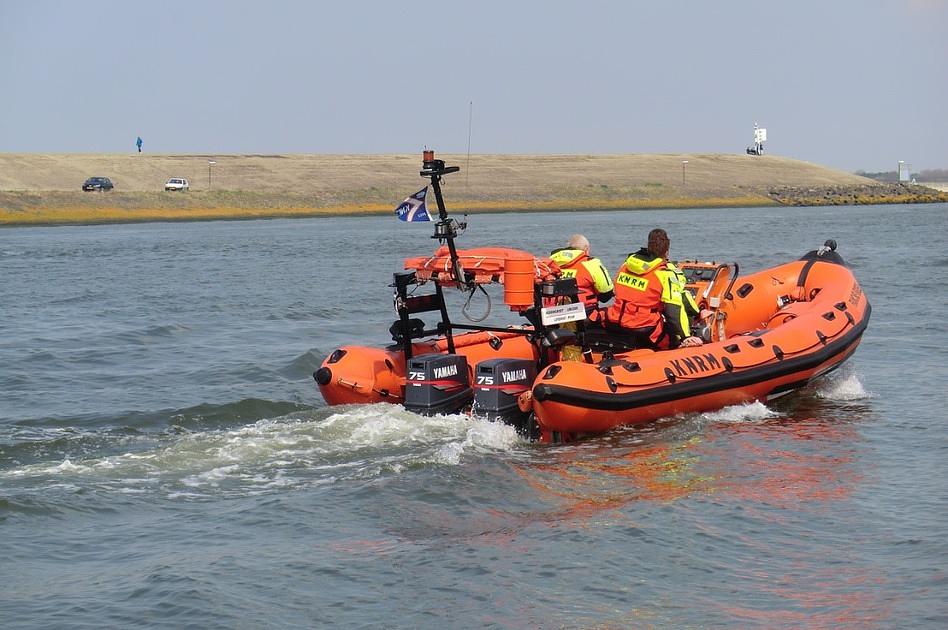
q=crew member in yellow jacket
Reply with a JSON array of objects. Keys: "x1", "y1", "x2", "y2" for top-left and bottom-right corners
[
  {"x1": 602, "y1": 228, "x2": 703, "y2": 349},
  {"x1": 549, "y1": 234, "x2": 614, "y2": 361},
  {"x1": 549, "y1": 234, "x2": 614, "y2": 316}
]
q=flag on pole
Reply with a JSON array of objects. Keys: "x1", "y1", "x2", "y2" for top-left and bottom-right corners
[{"x1": 394, "y1": 187, "x2": 431, "y2": 222}]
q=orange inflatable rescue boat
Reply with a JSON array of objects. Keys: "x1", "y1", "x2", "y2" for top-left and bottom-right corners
[{"x1": 314, "y1": 152, "x2": 870, "y2": 443}]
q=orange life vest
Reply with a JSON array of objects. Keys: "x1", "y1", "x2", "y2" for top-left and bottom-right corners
[{"x1": 603, "y1": 251, "x2": 665, "y2": 339}]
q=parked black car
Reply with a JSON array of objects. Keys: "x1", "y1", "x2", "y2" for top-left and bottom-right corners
[{"x1": 82, "y1": 177, "x2": 114, "y2": 191}]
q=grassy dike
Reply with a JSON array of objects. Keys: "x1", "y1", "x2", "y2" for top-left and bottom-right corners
[
  {"x1": 1, "y1": 153, "x2": 945, "y2": 226},
  {"x1": 0, "y1": 191, "x2": 775, "y2": 226}
]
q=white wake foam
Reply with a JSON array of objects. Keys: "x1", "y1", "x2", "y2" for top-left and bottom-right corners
[
  {"x1": 2, "y1": 404, "x2": 523, "y2": 493},
  {"x1": 700, "y1": 400, "x2": 781, "y2": 424},
  {"x1": 814, "y1": 372, "x2": 870, "y2": 401}
]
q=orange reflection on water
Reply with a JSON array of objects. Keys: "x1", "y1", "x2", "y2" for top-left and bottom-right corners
[
  {"x1": 713, "y1": 566, "x2": 893, "y2": 629},
  {"x1": 513, "y1": 412, "x2": 868, "y2": 527},
  {"x1": 699, "y1": 417, "x2": 864, "y2": 512},
  {"x1": 695, "y1": 414, "x2": 893, "y2": 628},
  {"x1": 509, "y1": 438, "x2": 713, "y2": 527}
]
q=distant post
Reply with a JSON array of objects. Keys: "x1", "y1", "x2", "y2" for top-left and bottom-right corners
[
  {"x1": 208, "y1": 160, "x2": 216, "y2": 190},
  {"x1": 136, "y1": 136, "x2": 143, "y2": 153},
  {"x1": 681, "y1": 160, "x2": 688, "y2": 185}
]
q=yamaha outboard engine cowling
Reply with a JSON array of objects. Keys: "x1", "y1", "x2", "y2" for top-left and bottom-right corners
[
  {"x1": 404, "y1": 353, "x2": 472, "y2": 416},
  {"x1": 472, "y1": 358, "x2": 537, "y2": 428}
]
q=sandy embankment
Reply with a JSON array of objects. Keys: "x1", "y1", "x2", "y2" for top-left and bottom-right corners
[{"x1": 0, "y1": 153, "x2": 944, "y2": 226}]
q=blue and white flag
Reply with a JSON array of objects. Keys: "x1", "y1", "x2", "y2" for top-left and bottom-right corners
[{"x1": 395, "y1": 187, "x2": 431, "y2": 222}]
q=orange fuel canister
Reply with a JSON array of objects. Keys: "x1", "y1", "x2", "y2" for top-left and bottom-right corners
[{"x1": 503, "y1": 254, "x2": 536, "y2": 309}]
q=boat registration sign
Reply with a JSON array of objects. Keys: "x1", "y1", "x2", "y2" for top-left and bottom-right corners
[{"x1": 540, "y1": 302, "x2": 587, "y2": 326}]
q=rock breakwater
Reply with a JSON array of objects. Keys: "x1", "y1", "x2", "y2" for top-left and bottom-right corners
[{"x1": 769, "y1": 183, "x2": 948, "y2": 206}]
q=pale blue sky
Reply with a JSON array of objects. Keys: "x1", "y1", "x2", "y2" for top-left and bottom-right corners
[{"x1": 1, "y1": 0, "x2": 945, "y2": 171}]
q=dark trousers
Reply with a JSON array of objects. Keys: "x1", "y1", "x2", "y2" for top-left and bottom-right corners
[{"x1": 583, "y1": 321, "x2": 665, "y2": 352}]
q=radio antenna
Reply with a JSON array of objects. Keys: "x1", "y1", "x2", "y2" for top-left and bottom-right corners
[{"x1": 465, "y1": 101, "x2": 473, "y2": 188}]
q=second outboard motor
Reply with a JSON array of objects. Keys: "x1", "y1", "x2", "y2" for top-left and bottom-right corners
[
  {"x1": 404, "y1": 353, "x2": 472, "y2": 416},
  {"x1": 472, "y1": 358, "x2": 537, "y2": 428}
]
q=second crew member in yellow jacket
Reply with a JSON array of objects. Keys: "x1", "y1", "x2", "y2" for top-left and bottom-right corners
[
  {"x1": 665, "y1": 259, "x2": 703, "y2": 339},
  {"x1": 602, "y1": 228, "x2": 703, "y2": 349}
]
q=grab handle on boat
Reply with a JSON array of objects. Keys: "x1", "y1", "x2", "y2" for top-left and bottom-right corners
[
  {"x1": 703, "y1": 262, "x2": 739, "y2": 343},
  {"x1": 722, "y1": 262, "x2": 740, "y2": 300}
]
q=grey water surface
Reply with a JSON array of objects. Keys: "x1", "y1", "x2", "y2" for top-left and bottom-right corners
[{"x1": 2, "y1": 203, "x2": 946, "y2": 628}]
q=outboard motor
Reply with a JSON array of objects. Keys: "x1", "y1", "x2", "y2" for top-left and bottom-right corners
[
  {"x1": 404, "y1": 353, "x2": 472, "y2": 416},
  {"x1": 472, "y1": 358, "x2": 537, "y2": 430}
]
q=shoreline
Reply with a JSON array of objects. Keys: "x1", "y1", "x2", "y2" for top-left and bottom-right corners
[
  {"x1": 0, "y1": 195, "x2": 780, "y2": 227},
  {"x1": 2, "y1": 152, "x2": 946, "y2": 227},
  {"x1": 5, "y1": 188, "x2": 946, "y2": 228}
]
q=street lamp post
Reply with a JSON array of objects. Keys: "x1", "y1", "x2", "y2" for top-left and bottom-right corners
[
  {"x1": 681, "y1": 160, "x2": 688, "y2": 185},
  {"x1": 208, "y1": 160, "x2": 216, "y2": 190}
]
